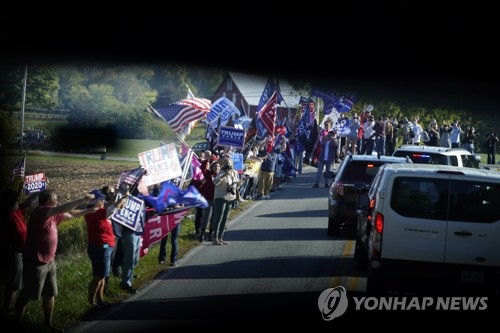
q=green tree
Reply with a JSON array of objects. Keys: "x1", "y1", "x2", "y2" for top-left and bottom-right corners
[
  {"x1": 186, "y1": 66, "x2": 225, "y2": 98},
  {"x1": 0, "y1": 65, "x2": 59, "y2": 114},
  {"x1": 66, "y1": 84, "x2": 122, "y2": 127}
]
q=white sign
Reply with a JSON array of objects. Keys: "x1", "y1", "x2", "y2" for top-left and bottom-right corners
[{"x1": 138, "y1": 143, "x2": 182, "y2": 186}]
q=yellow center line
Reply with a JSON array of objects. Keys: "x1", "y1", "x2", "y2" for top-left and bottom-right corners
[{"x1": 329, "y1": 240, "x2": 364, "y2": 291}]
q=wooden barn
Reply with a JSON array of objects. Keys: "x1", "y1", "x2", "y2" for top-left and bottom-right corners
[{"x1": 210, "y1": 72, "x2": 303, "y2": 122}]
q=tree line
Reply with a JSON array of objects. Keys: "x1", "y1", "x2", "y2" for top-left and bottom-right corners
[{"x1": 0, "y1": 64, "x2": 495, "y2": 153}]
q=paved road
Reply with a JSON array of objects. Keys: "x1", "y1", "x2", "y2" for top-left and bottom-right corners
[
  {"x1": 68, "y1": 164, "x2": 498, "y2": 332},
  {"x1": 69, "y1": 165, "x2": 364, "y2": 332}
]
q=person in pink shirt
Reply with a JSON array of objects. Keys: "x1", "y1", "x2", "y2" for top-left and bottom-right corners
[{"x1": 15, "y1": 189, "x2": 97, "y2": 332}]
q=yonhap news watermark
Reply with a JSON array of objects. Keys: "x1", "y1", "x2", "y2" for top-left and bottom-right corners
[{"x1": 318, "y1": 286, "x2": 489, "y2": 321}]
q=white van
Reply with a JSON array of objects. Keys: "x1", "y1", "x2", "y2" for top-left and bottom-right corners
[{"x1": 355, "y1": 163, "x2": 500, "y2": 296}]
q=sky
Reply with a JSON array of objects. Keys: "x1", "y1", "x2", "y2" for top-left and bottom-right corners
[{"x1": 2, "y1": 3, "x2": 499, "y2": 114}]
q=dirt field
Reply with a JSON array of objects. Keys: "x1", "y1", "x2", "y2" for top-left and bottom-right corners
[{"x1": 5, "y1": 157, "x2": 135, "y2": 201}]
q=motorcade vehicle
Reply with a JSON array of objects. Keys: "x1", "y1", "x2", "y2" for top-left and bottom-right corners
[
  {"x1": 327, "y1": 154, "x2": 409, "y2": 236},
  {"x1": 355, "y1": 163, "x2": 500, "y2": 296}
]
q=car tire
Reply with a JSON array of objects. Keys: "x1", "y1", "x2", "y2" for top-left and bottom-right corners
[
  {"x1": 327, "y1": 216, "x2": 341, "y2": 236},
  {"x1": 366, "y1": 267, "x2": 385, "y2": 296},
  {"x1": 354, "y1": 237, "x2": 367, "y2": 271}
]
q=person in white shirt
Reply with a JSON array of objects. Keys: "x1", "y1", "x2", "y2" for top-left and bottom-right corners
[{"x1": 412, "y1": 117, "x2": 423, "y2": 145}]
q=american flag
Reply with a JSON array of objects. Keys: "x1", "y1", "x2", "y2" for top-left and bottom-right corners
[
  {"x1": 9, "y1": 155, "x2": 26, "y2": 182},
  {"x1": 156, "y1": 98, "x2": 211, "y2": 132},
  {"x1": 117, "y1": 166, "x2": 145, "y2": 189}
]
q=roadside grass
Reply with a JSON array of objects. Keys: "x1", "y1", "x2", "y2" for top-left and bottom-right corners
[{"x1": 2, "y1": 199, "x2": 254, "y2": 332}]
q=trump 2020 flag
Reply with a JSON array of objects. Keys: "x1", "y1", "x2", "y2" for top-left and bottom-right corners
[{"x1": 140, "y1": 207, "x2": 190, "y2": 257}]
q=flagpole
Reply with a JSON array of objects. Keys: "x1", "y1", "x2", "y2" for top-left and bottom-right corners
[
  {"x1": 147, "y1": 103, "x2": 193, "y2": 153},
  {"x1": 179, "y1": 150, "x2": 193, "y2": 189},
  {"x1": 20, "y1": 65, "x2": 27, "y2": 153},
  {"x1": 147, "y1": 103, "x2": 201, "y2": 186}
]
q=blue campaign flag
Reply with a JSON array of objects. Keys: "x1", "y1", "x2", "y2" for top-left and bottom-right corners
[
  {"x1": 275, "y1": 80, "x2": 284, "y2": 105},
  {"x1": 333, "y1": 94, "x2": 357, "y2": 113},
  {"x1": 140, "y1": 180, "x2": 208, "y2": 212},
  {"x1": 234, "y1": 115, "x2": 253, "y2": 130},
  {"x1": 311, "y1": 88, "x2": 338, "y2": 115},
  {"x1": 296, "y1": 107, "x2": 311, "y2": 141},
  {"x1": 311, "y1": 89, "x2": 333, "y2": 100},
  {"x1": 232, "y1": 153, "x2": 244, "y2": 171},
  {"x1": 140, "y1": 180, "x2": 181, "y2": 213},
  {"x1": 179, "y1": 185, "x2": 208, "y2": 208}
]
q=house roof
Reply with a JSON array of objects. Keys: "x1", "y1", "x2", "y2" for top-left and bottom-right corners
[{"x1": 229, "y1": 72, "x2": 303, "y2": 109}]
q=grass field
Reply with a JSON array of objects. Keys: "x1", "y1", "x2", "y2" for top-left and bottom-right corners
[{"x1": 107, "y1": 138, "x2": 205, "y2": 158}]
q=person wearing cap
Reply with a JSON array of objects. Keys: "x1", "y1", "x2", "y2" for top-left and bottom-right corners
[
  {"x1": 15, "y1": 189, "x2": 97, "y2": 332},
  {"x1": 83, "y1": 188, "x2": 127, "y2": 310}
]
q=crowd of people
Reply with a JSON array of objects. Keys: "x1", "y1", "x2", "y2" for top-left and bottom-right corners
[
  {"x1": 1, "y1": 175, "x2": 183, "y2": 331},
  {"x1": 2, "y1": 105, "x2": 499, "y2": 332},
  {"x1": 315, "y1": 109, "x2": 499, "y2": 164}
]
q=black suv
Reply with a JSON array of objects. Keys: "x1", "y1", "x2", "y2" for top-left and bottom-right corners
[
  {"x1": 327, "y1": 154, "x2": 409, "y2": 236},
  {"x1": 191, "y1": 141, "x2": 210, "y2": 156}
]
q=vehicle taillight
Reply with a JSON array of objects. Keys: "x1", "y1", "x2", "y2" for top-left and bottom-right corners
[
  {"x1": 369, "y1": 198, "x2": 375, "y2": 209},
  {"x1": 374, "y1": 212, "x2": 384, "y2": 233}
]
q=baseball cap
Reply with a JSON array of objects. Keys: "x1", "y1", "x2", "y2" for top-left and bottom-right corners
[{"x1": 88, "y1": 189, "x2": 106, "y2": 206}]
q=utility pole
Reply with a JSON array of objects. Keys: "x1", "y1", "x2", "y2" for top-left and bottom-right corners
[{"x1": 19, "y1": 65, "x2": 27, "y2": 152}]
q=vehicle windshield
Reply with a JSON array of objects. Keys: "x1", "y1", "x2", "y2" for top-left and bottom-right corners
[
  {"x1": 462, "y1": 155, "x2": 480, "y2": 168},
  {"x1": 392, "y1": 152, "x2": 451, "y2": 165},
  {"x1": 342, "y1": 161, "x2": 387, "y2": 183}
]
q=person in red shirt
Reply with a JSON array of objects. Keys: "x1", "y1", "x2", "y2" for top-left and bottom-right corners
[
  {"x1": 84, "y1": 188, "x2": 127, "y2": 309},
  {"x1": 15, "y1": 189, "x2": 97, "y2": 332},
  {"x1": 1, "y1": 185, "x2": 38, "y2": 317}
]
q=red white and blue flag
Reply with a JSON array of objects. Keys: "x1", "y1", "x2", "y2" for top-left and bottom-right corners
[
  {"x1": 256, "y1": 79, "x2": 283, "y2": 138},
  {"x1": 156, "y1": 97, "x2": 211, "y2": 132},
  {"x1": 9, "y1": 155, "x2": 26, "y2": 182},
  {"x1": 117, "y1": 166, "x2": 145, "y2": 189}
]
